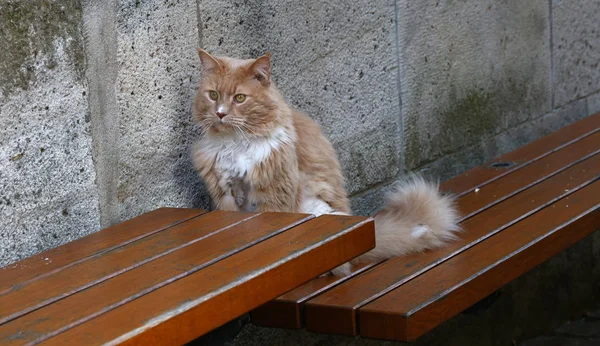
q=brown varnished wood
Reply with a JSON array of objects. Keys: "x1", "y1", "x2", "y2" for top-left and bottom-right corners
[
  {"x1": 456, "y1": 131, "x2": 600, "y2": 219},
  {"x1": 441, "y1": 111, "x2": 600, "y2": 196},
  {"x1": 254, "y1": 129, "x2": 600, "y2": 330},
  {"x1": 0, "y1": 211, "x2": 257, "y2": 325},
  {"x1": 0, "y1": 208, "x2": 206, "y2": 295},
  {"x1": 251, "y1": 261, "x2": 380, "y2": 328},
  {"x1": 0, "y1": 212, "x2": 313, "y2": 345},
  {"x1": 39, "y1": 215, "x2": 375, "y2": 346},
  {"x1": 303, "y1": 153, "x2": 600, "y2": 335},
  {"x1": 359, "y1": 180, "x2": 600, "y2": 341}
]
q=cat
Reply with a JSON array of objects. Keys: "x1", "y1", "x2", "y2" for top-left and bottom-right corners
[{"x1": 191, "y1": 49, "x2": 461, "y2": 276}]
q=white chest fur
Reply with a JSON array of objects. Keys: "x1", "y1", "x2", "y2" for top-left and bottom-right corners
[
  {"x1": 201, "y1": 127, "x2": 291, "y2": 179},
  {"x1": 199, "y1": 127, "x2": 292, "y2": 212}
]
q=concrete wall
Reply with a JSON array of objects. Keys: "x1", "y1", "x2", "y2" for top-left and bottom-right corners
[
  {"x1": 1, "y1": 1, "x2": 100, "y2": 265},
  {"x1": 1, "y1": 0, "x2": 599, "y2": 270}
]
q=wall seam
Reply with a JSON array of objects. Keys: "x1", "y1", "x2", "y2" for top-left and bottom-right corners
[
  {"x1": 549, "y1": 0, "x2": 555, "y2": 110},
  {"x1": 81, "y1": 0, "x2": 121, "y2": 227},
  {"x1": 393, "y1": 0, "x2": 406, "y2": 177},
  {"x1": 195, "y1": 0, "x2": 204, "y2": 49}
]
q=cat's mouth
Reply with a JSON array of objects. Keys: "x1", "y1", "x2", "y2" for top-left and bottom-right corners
[
  {"x1": 210, "y1": 119, "x2": 236, "y2": 133},
  {"x1": 202, "y1": 115, "x2": 246, "y2": 135}
]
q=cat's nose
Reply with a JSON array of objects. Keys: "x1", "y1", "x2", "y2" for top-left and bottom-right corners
[{"x1": 216, "y1": 111, "x2": 227, "y2": 119}]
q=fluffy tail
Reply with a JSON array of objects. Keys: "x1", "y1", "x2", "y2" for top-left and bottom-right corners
[{"x1": 331, "y1": 175, "x2": 461, "y2": 276}]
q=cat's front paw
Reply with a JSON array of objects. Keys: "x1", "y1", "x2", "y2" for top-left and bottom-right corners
[
  {"x1": 231, "y1": 178, "x2": 246, "y2": 208},
  {"x1": 234, "y1": 194, "x2": 245, "y2": 208},
  {"x1": 218, "y1": 195, "x2": 240, "y2": 211},
  {"x1": 218, "y1": 172, "x2": 234, "y2": 192}
]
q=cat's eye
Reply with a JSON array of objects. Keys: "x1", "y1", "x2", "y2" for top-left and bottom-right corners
[
  {"x1": 208, "y1": 90, "x2": 218, "y2": 101},
  {"x1": 234, "y1": 94, "x2": 246, "y2": 103}
]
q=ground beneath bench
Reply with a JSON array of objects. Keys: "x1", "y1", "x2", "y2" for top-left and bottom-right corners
[{"x1": 520, "y1": 304, "x2": 600, "y2": 346}]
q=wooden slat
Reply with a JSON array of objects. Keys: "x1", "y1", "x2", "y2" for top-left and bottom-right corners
[
  {"x1": 251, "y1": 262, "x2": 379, "y2": 329},
  {"x1": 0, "y1": 211, "x2": 257, "y2": 325},
  {"x1": 441, "y1": 111, "x2": 600, "y2": 196},
  {"x1": 0, "y1": 208, "x2": 205, "y2": 295},
  {"x1": 455, "y1": 131, "x2": 600, "y2": 219},
  {"x1": 359, "y1": 179, "x2": 600, "y2": 341},
  {"x1": 303, "y1": 152, "x2": 600, "y2": 335},
  {"x1": 39, "y1": 215, "x2": 375, "y2": 346},
  {"x1": 250, "y1": 130, "x2": 600, "y2": 329},
  {"x1": 0, "y1": 212, "x2": 313, "y2": 345}
]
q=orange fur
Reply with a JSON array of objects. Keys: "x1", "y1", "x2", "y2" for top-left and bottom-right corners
[
  {"x1": 192, "y1": 49, "x2": 348, "y2": 214},
  {"x1": 192, "y1": 50, "x2": 460, "y2": 277}
]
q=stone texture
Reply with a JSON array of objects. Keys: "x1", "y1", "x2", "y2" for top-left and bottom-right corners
[
  {"x1": 197, "y1": 0, "x2": 402, "y2": 194},
  {"x1": 0, "y1": 1, "x2": 85, "y2": 96},
  {"x1": 350, "y1": 183, "x2": 393, "y2": 216},
  {"x1": 353, "y1": 99, "x2": 587, "y2": 215},
  {"x1": 115, "y1": 0, "x2": 210, "y2": 220},
  {"x1": 556, "y1": 319, "x2": 600, "y2": 338},
  {"x1": 396, "y1": 0, "x2": 552, "y2": 169},
  {"x1": 189, "y1": 316, "x2": 251, "y2": 346},
  {"x1": 0, "y1": 1, "x2": 99, "y2": 267},
  {"x1": 419, "y1": 99, "x2": 588, "y2": 182},
  {"x1": 593, "y1": 224, "x2": 600, "y2": 287},
  {"x1": 520, "y1": 336, "x2": 598, "y2": 346},
  {"x1": 588, "y1": 91, "x2": 600, "y2": 115},
  {"x1": 225, "y1": 323, "x2": 397, "y2": 346},
  {"x1": 337, "y1": 126, "x2": 399, "y2": 195},
  {"x1": 519, "y1": 304, "x2": 600, "y2": 346},
  {"x1": 552, "y1": 0, "x2": 600, "y2": 107}
]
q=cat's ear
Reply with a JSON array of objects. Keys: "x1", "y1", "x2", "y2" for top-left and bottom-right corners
[
  {"x1": 248, "y1": 52, "x2": 271, "y2": 86},
  {"x1": 197, "y1": 48, "x2": 222, "y2": 73}
]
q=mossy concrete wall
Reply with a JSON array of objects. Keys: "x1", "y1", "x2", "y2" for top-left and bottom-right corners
[{"x1": 1, "y1": 1, "x2": 99, "y2": 265}]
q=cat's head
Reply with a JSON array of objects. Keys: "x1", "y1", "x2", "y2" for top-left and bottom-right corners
[{"x1": 194, "y1": 49, "x2": 284, "y2": 137}]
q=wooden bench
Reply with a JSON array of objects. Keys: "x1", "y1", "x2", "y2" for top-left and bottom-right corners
[
  {"x1": 251, "y1": 112, "x2": 600, "y2": 341},
  {"x1": 0, "y1": 210, "x2": 374, "y2": 345}
]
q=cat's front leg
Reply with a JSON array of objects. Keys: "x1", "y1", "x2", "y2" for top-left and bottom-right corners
[
  {"x1": 204, "y1": 172, "x2": 240, "y2": 212},
  {"x1": 208, "y1": 177, "x2": 239, "y2": 211},
  {"x1": 215, "y1": 194, "x2": 239, "y2": 211},
  {"x1": 249, "y1": 148, "x2": 300, "y2": 213},
  {"x1": 213, "y1": 171, "x2": 240, "y2": 211},
  {"x1": 231, "y1": 178, "x2": 246, "y2": 208},
  {"x1": 193, "y1": 148, "x2": 240, "y2": 212}
]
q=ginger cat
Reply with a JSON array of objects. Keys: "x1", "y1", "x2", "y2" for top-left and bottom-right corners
[{"x1": 192, "y1": 49, "x2": 460, "y2": 276}]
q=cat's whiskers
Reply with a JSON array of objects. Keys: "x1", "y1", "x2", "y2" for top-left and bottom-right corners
[
  {"x1": 228, "y1": 118, "x2": 250, "y2": 142},
  {"x1": 232, "y1": 123, "x2": 252, "y2": 143},
  {"x1": 197, "y1": 117, "x2": 215, "y2": 135},
  {"x1": 235, "y1": 122, "x2": 259, "y2": 138},
  {"x1": 232, "y1": 126, "x2": 247, "y2": 143}
]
